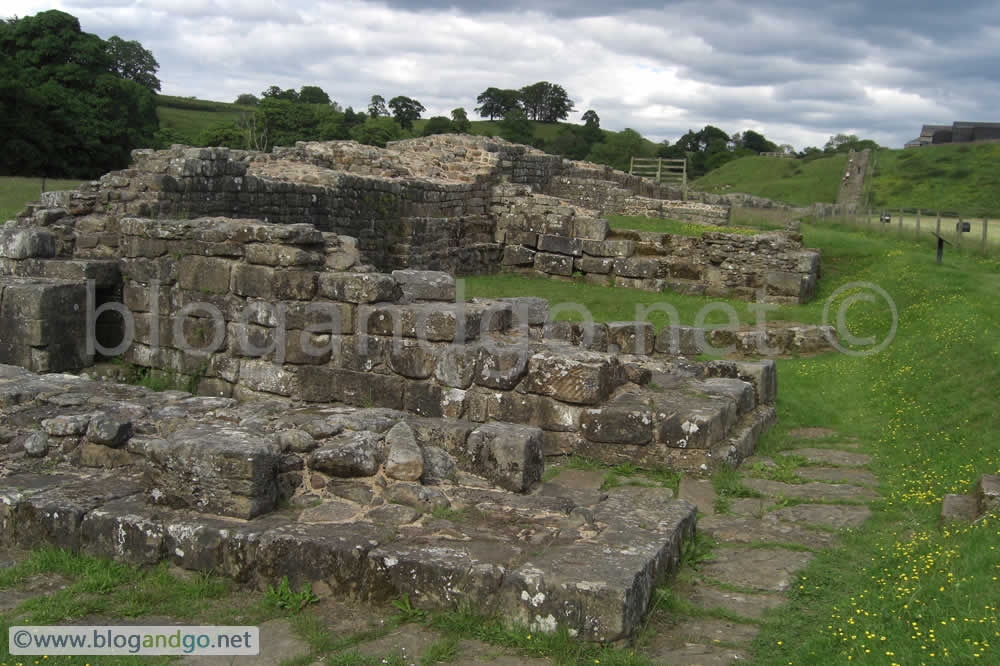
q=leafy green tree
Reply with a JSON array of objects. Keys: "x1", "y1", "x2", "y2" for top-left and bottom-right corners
[
  {"x1": 518, "y1": 81, "x2": 575, "y2": 122},
  {"x1": 262, "y1": 85, "x2": 299, "y2": 101},
  {"x1": 582, "y1": 109, "x2": 600, "y2": 128},
  {"x1": 0, "y1": 10, "x2": 159, "y2": 178},
  {"x1": 450, "y1": 107, "x2": 471, "y2": 133},
  {"x1": 547, "y1": 126, "x2": 592, "y2": 160},
  {"x1": 298, "y1": 85, "x2": 331, "y2": 105},
  {"x1": 343, "y1": 106, "x2": 364, "y2": 127},
  {"x1": 498, "y1": 109, "x2": 534, "y2": 145},
  {"x1": 235, "y1": 93, "x2": 259, "y2": 106},
  {"x1": 368, "y1": 95, "x2": 387, "y2": 118},
  {"x1": 475, "y1": 87, "x2": 521, "y2": 120},
  {"x1": 742, "y1": 129, "x2": 777, "y2": 153},
  {"x1": 586, "y1": 128, "x2": 653, "y2": 172},
  {"x1": 351, "y1": 116, "x2": 403, "y2": 147},
  {"x1": 388, "y1": 96, "x2": 425, "y2": 130},
  {"x1": 105, "y1": 35, "x2": 160, "y2": 92},
  {"x1": 422, "y1": 116, "x2": 454, "y2": 136}
]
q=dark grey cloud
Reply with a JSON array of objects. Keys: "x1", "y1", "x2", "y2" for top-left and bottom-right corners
[{"x1": 8, "y1": 0, "x2": 1000, "y2": 149}]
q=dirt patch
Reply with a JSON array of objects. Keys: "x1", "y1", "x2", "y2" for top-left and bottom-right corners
[{"x1": 787, "y1": 427, "x2": 838, "y2": 439}]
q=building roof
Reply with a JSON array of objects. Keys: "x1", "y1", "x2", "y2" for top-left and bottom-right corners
[{"x1": 953, "y1": 121, "x2": 1000, "y2": 128}]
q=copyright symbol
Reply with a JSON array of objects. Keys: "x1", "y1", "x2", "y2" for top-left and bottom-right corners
[
  {"x1": 822, "y1": 281, "x2": 898, "y2": 357},
  {"x1": 13, "y1": 629, "x2": 33, "y2": 649}
]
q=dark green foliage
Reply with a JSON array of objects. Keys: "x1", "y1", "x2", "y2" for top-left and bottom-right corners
[
  {"x1": 546, "y1": 123, "x2": 601, "y2": 160},
  {"x1": 0, "y1": 10, "x2": 159, "y2": 178},
  {"x1": 422, "y1": 116, "x2": 454, "y2": 136},
  {"x1": 741, "y1": 129, "x2": 777, "y2": 154},
  {"x1": 388, "y1": 96, "x2": 424, "y2": 130},
  {"x1": 298, "y1": 85, "x2": 331, "y2": 105},
  {"x1": 519, "y1": 81, "x2": 575, "y2": 122},
  {"x1": 368, "y1": 94, "x2": 387, "y2": 118},
  {"x1": 253, "y1": 98, "x2": 346, "y2": 149},
  {"x1": 450, "y1": 107, "x2": 471, "y2": 133},
  {"x1": 235, "y1": 93, "x2": 259, "y2": 106},
  {"x1": 157, "y1": 94, "x2": 254, "y2": 112},
  {"x1": 261, "y1": 85, "x2": 299, "y2": 101},
  {"x1": 498, "y1": 109, "x2": 534, "y2": 145},
  {"x1": 105, "y1": 35, "x2": 160, "y2": 92},
  {"x1": 474, "y1": 87, "x2": 521, "y2": 120},
  {"x1": 350, "y1": 116, "x2": 403, "y2": 147},
  {"x1": 586, "y1": 128, "x2": 654, "y2": 172}
]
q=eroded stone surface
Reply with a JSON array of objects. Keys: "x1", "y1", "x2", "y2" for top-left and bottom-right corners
[
  {"x1": 769, "y1": 503, "x2": 871, "y2": 528},
  {"x1": 699, "y1": 547, "x2": 814, "y2": 592},
  {"x1": 784, "y1": 448, "x2": 871, "y2": 466},
  {"x1": 742, "y1": 478, "x2": 878, "y2": 502},
  {"x1": 795, "y1": 466, "x2": 878, "y2": 486}
]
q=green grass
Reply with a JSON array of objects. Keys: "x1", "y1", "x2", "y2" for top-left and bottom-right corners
[
  {"x1": 694, "y1": 153, "x2": 847, "y2": 206},
  {"x1": 0, "y1": 176, "x2": 85, "y2": 221},
  {"x1": 156, "y1": 105, "x2": 250, "y2": 144},
  {"x1": 871, "y1": 143, "x2": 1000, "y2": 217}
]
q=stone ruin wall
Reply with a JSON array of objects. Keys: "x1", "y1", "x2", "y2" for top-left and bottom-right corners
[
  {"x1": 15, "y1": 134, "x2": 820, "y2": 304},
  {"x1": 0, "y1": 134, "x2": 834, "y2": 641}
]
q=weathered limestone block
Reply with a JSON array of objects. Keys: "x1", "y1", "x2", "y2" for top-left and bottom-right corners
[
  {"x1": 137, "y1": 425, "x2": 281, "y2": 519},
  {"x1": 434, "y1": 344, "x2": 478, "y2": 388},
  {"x1": 534, "y1": 252, "x2": 573, "y2": 276},
  {"x1": 308, "y1": 431, "x2": 382, "y2": 478},
  {"x1": 606, "y1": 321, "x2": 656, "y2": 355},
  {"x1": 576, "y1": 256, "x2": 614, "y2": 274},
  {"x1": 420, "y1": 446, "x2": 458, "y2": 485},
  {"x1": 467, "y1": 423, "x2": 544, "y2": 492},
  {"x1": 581, "y1": 400, "x2": 654, "y2": 445},
  {"x1": 245, "y1": 244, "x2": 323, "y2": 267},
  {"x1": 500, "y1": 297, "x2": 550, "y2": 327},
  {"x1": 978, "y1": 474, "x2": 1000, "y2": 515},
  {"x1": 297, "y1": 366, "x2": 405, "y2": 409},
  {"x1": 391, "y1": 270, "x2": 455, "y2": 301},
  {"x1": 581, "y1": 239, "x2": 634, "y2": 258},
  {"x1": 178, "y1": 256, "x2": 233, "y2": 294},
  {"x1": 613, "y1": 257, "x2": 661, "y2": 279},
  {"x1": 319, "y1": 272, "x2": 399, "y2": 303},
  {"x1": 475, "y1": 343, "x2": 534, "y2": 389},
  {"x1": 86, "y1": 414, "x2": 132, "y2": 448},
  {"x1": 0, "y1": 277, "x2": 92, "y2": 373},
  {"x1": 502, "y1": 245, "x2": 536, "y2": 266},
  {"x1": 388, "y1": 340, "x2": 438, "y2": 379},
  {"x1": 0, "y1": 228, "x2": 55, "y2": 259},
  {"x1": 537, "y1": 235, "x2": 583, "y2": 256},
  {"x1": 522, "y1": 351, "x2": 624, "y2": 405},
  {"x1": 384, "y1": 422, "x2": 423, "y2": 481}
]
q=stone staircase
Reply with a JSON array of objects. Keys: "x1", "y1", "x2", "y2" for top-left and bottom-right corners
[{"x1": 835, "y1": 149, "x2": 871, "y2": 211}]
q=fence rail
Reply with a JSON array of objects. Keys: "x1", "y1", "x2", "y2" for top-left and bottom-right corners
[
  {"x1": 811, "y1": 203, "x2": 995, "y2": 257},
  {"x1": 629, "y1": 157, "x2": 687, "y2": 199}
]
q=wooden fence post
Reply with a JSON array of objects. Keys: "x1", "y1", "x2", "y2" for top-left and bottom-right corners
[
  {"x1": 983, "y1": 218, "x2": 989, "y2": 257},
  {"x1": 656, "y1": 159, "x2": 662, "y2": 183},
  {"x1": 916, "y1": 209, "x2": 921, "y2": 240}
]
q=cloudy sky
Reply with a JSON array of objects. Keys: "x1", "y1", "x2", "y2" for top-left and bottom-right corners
[{"x1": 9, "y1": 0, "x2": 1000, "y2": 149}]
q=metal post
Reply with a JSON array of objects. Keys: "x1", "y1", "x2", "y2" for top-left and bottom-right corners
[{"x1": 936, "y1": 212, "x2": 941, "y2": 240}]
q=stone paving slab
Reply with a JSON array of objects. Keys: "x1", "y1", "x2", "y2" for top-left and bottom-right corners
[
  {"x1": 644, "y1": 640, "x2": 751, "y2": 665},
  {"x1": 769, "y1": 503, "x2": 871, "y2": 528},
  {"x1": 700, "y1": 514, "x2": 837, "y2": 550},
  {"x1": 782, "y1": 448, "x2": 871, "y2": 466},
  {"x1": 672, "y1": 580, "x2": 784, "y2": 620},
  {"x1": 795, "y1": 466, "x2": 878, "y2": 486},
  {"x1": 743, "y1": 478, "x2": 878, "y2": 501},
  {"x1": 182, "y1": 619, "x2": 311, "y2": 665},
  {"x1": 698, "y1": 547, "x2": 813, "y2": 592},
  {"x1": 678, "y1": 477, "x2": 717, "y2": 515}
]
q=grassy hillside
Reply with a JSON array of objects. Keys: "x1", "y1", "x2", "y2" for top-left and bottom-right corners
[
  {"x1": 693, "y1": 154, "x2": 846, "y2": 206},
  {"x1": 871, "y1": 143, "x2": 1000, "y2": 217}
]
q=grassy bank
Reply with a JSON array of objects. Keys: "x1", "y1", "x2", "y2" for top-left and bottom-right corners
[
  {"x1": 693, "y1": 154, "x2": 846, "y2": 206},
  {"x1": 0, "y1": 176, "x2": 84, "y2": 221}
]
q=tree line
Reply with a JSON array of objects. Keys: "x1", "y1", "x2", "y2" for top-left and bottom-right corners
[{"x1": 2, "y1": 9, "x2": 879, "y2": 181}]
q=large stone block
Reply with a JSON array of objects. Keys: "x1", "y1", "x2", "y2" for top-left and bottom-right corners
[
  {"x1": 534, "y1": 252, "x2": 573, "y2": 276},
  {"x1": 319, "y1": 272, "x2": 399, "y2": 303},
  {"x1": 0, "y1": 228, "x2": 55, "y2": 259},
  {"x1": 178, "y1": 256, "x2": 233, "y2": 294},
  {"x1": 391, "y1": 270, "x2": 455, "y2": 302},
  {"x1": 137, "y1": 426, "x2": 281, "y2": 519},
  {"x1": 502, "y1": 245, "x2": 535, "y2": 266},
  {"x1": 309, "y1": 431, "x2": 382, "y2": 477},
  {"x1": 613, "y1": 257, "x2": 661, "y2": 279},
  {"x1": 606, "y1": 321, "x2": 656, "y2": 355},
  {"x1": 522, "y1": 350, "x2": 624, "y2": 405},
  {"x1": 581, "y1": 401, "x2": 654, "y2": 445},
  {"x1": 297, "y1": 366, "x2": 405, "y2": 409},
  {"x1": 467, "y1": 423, "x2": 544, "y2": 492},
  {"x1": 231, "y1": 263, "x2": 275, "y2": 299}
]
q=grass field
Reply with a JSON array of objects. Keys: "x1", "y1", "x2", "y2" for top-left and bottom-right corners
[
  {"x1": 0, "y1": 176, "x2": 84, "y2": 221},
  {"x1": 156, "y1": 105, "x2": 250, "y2": 144},
  {"x1": 693, "y1": 153, "x2": 847, "y2": 206},
  {"x1": 871, "y1": 143, "x2": 1000, "y2": 217},
  {"x1": 847, "y1": 210, "x2": 1000, "y2": 251},
  {"x1": 607, "y1": 214, "x2": 760, "y2": 237}
]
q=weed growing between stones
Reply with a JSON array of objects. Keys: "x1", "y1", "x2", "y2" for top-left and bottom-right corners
[{"x1": 265, "y1": 576, "x2": 319, "y2": 611}]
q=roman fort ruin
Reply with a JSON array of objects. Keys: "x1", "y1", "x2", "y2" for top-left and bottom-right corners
[{"x1": 0, "y1": 134, "x2": 830, "y2": 640}]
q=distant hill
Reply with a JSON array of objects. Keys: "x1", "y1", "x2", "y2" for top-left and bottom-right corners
[{"x1": 692, "y1": 154, "x2": 847, "y2": 206}]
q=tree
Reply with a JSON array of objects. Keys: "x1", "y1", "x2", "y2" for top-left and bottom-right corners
[
  {"x1": 105, "y1": 35, "x2": 160, "y2": 92},
  {"x1": 475, "y1": 87, "x2": 521, "y2": 120},
  {"x1": 235, "y1": 93, "x2": 259, "y2": 106},
  {"x1": 585, "y1": 128, "x2": 652, "y2": 172},
  {"x1": 368, "y1": 95, "x2": 387, "y2": 118},
  {"x1": 451, "y1": 107, "x2": 471, "y2": 133},
  {"x1": 0, "y1": 10, "x2": 159, "y2": 178},
  {"x1": 518, "y1": 81, "x2": 574, "y2": 122},
  {"x1": 741, "y1": 129, "x2": 777, "y2": 154},
  {"x1": 298, "y1": 85, "x2": 330, "y2": 105},
  {"x1": 582, "y1": 109, "x2": 600, "y2": 128},
  {"x1": 351, "y1": 116, "x2": 402, "y2": 147},
  {"x1": 547, "y1": 126, "x2": 592, "y2": 160},
  {"x1": 262, "y1": 85, "x2": 298, "y2": 101},
  {"x1": 388, "y1": 96, "x2": 425, "y2": 130},
  {"x1": 498, "y1": 109, "x2": 534, "y2": 145},
  {"x1": 422, "y1": 116, "x2": 454, "y2": 136}
]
